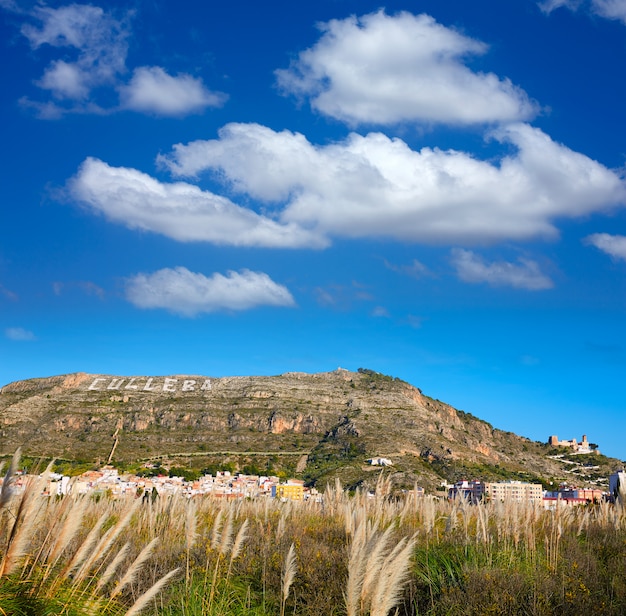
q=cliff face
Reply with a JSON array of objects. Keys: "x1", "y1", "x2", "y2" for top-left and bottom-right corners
[{"x1": 0, "y1": 369, "x2": 611, "y2": 489}]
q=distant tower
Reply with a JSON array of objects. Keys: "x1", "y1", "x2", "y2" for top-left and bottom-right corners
[
  {"x1": 582, "y1": 434, "x2": 588, "y2": 444},
  {"x1": 549, "y1": 435, "x2": 559, "y2": 446}
]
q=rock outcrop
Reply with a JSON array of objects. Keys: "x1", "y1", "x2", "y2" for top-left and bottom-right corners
[{"x1": 0, "y1": 369, "x2": 610, "y2": 489}]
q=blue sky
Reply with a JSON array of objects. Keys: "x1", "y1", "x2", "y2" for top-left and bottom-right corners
[{"x1": 2, "y1": 0, "x2": 626, "y2": 459}]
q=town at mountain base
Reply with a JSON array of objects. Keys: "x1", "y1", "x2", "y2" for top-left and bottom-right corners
[{"x1": 0, "y1": 368, "x2": 622, "y2": 494}]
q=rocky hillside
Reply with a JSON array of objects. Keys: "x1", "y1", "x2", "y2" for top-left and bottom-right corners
[{"x1": 0, "y1": 369, "x2": 620, "y2": 491}]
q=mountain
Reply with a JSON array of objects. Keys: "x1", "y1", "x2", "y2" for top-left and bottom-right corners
[{"x1": 0, "y1": 369, "x2": 620, "y2": 491}]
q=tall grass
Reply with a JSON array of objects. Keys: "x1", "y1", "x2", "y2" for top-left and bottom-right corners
[
  {"x1": 4, "y1": 461, "x2": 626, "y2": 615},
  {"x1": 0, "y1": 455, "x2": 179, "y2": 615}
]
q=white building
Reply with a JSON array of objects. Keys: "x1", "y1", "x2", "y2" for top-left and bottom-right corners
[{"x1": 367, "y1": 457, "x2": 393, "y2": 466}]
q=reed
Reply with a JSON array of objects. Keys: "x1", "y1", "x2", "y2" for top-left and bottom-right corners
[
  {"x1": 280, "y1": 542, "x2": 297, "y2": 616},
  {"x1": 5, "y1": 456, "x2": 626, "y2": 615},
  {"x1": 124, "y1": 567, "x2": 180, "y2": 616},
  {"x1": 0, "y1": 456, "x2": 182, "y2": 615}
]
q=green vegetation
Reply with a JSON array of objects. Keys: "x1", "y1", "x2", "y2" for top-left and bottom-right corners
[
  {"x1": 560, "y1": 452, "x2": 610, "y2": 465},
  {"x1": 456, "y1": 408, "x2": 494, "y2": 429},
  {"x1": 356, "y1": 368, "x2": 407, "y2": 388},
  {"x1": 168, "y1": 466, "x2": 202, "y2": 481},
  {"x1": 430, "y1": 459, "x2": 549, "y2": 487},
  {"x1": 0, "y1": 451, "x2": 177, "y2": 616},
  {"x1": 302, "y1": 425, "x2": 366, "y2": 487},
  {"x1": 4, "y1": 446, "x2": 626, "y2": 616},
  {"x1": 3, "y1": 370, "x2": 625, "y2": 493}
]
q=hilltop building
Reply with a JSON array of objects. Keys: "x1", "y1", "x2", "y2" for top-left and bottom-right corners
[{"x1": 548, "y1": 434, "x2": 597, "y2": 454}]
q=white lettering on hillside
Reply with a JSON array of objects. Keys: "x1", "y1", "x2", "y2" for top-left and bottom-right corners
[
  {"x1": 87, "y1": 377, "x2": 213, "y2": 393},
  {"x1": 107, "y1": 378, "x2": 124, "y2": 390},
  {"x1": 163, "y1": 378, "x2": 177, "y2": 392},
  {"x1": 88, "y1": 378, "x2": 106, "y2": 390},
  {"x1": 144, "y1": 378, "x2": 158, "y2": 392}
]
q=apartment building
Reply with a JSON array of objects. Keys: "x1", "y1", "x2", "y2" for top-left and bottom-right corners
[
  {"x1": 449, "y1": 480, "x2": 543, "y2": 504},
  {"x1": 272, "y1": 479, "x2": 305, "y2": 501},
  {"x1": 484, "y1": 481, "x2": 543, "y2": 503},
  {"x1": 448, "y1": 480, "x2": 485, "y2": 503}
]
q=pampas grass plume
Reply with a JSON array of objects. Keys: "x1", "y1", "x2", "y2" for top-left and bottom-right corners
[
  {"x1": 124, "y1": 567, "x2": 180, "y2": 616},
  {"x1": 111, "y1": 537, "x2": 159, "y2": 599}
]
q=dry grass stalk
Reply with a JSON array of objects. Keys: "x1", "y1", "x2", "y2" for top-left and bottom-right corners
[
  {"x1": 73, "y1": 498, "x2": 141, "y2": 585},
  {"x1": 445, "y1": 502, "x2": 458, "y2": 534},
  {"x1": 0, "y1": 468, "x2": 51, "y2": 577},
  {"x1": 61, "y1": 509, "x2": 110, "y2": 580},
  {"x1": 276, "y1": 510, "x2": 287, "y2": 541},
  {"x1": 185, "y1": 499, "x2": 197, "y2": 584},
  {"x1": 369, "y1": 534, "x2": 416, "y2": 616},
  {"x1": 345, "y1": 514, "x2": 369, "y2": 616},
  {"x1": 111, "y1": 536, "x2": 159, "y2": 599},
  {"x1": 206, "y1": 506, "x2": 236, "y2": 608},
  {"x1": 280, "y1": 542, "x2": 297, "y2": 616},
  {"x1": 475, "y1": 502, "x2": 489, "y2": 545},
  {"x1": 219, "y1": 508, "x2": 234, "y2": 556},
  {"x1": 185, "y1": 500, "x2": 197, "y2": 552},
  {"x1": 345, "y1": 505, "x2": 416, "y2": 616},
  {"x1": 124, "y1": 567, "x2": 180, "y2": 616},
  {"x1": 46, "y1": 496, "x2": 86, "y2": 570},
  {"x1": 95, "y1": 541, "x2": 131, "y2": 592},
  {"x1": 210, "y1": 508, "x2": 224, "y2": 549},
  {"x1": 420, "y1": 496, "x2": 437, "y2": 536},
  {"x1": 322, "y1": 478, "x2": 345, "y2": 516},
  {"x1": 230, "y1": 518, "x2": 249, "y2": 564},
  {"x1": 374, "y1": 473, "x2": 393, "y2": 499},
  {"x1": 0, "y1": 448, "x2": 21, "y2": 512},
  {"x1": 360, "y1": 525, "x2": 394, "y2": 610}
]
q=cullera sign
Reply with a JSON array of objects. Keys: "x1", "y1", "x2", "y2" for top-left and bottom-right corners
[{"x1": 87, "y1": 377, "x2": 213, "y2": 393}]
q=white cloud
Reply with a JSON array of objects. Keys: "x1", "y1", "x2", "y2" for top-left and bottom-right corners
[
  {"x1": 53, "y1": 280, "x2": 105, "y2": 298},
  {"x1": 450, "y1": 249, "x2": 554, "y2": 290},
  {"x1": 21, "y1": 4, "x2": 129, "y2": 104},
  {"x1": 37, "y1": 60, "x2": 91, "y2": 100},
  {"x1": 125, "y1": 267, "x2": 295, "y2": 316},
  {"x1": 9, "y1": 4, "x2": 227, "y2": 117},
  {"x1": 371, "y1": 306, "x2": 390, "y2": 317},
  {"x1": 406, "y1": 315, "x2": 424, "y2": 329},
  {"x1": 592, "y1": 0, "x2": 626, "y2": 21},
  {"x1": 119, "y1": 66, "x2": 226, "y2": 116},
  {"x1": 275, "y1": 11, "x2": 538, "y2": 126},
  {"x1": 68, "y1": 157, "x2": 325, "y2": 248},
  {"x1": 585, "y1": 233, "x2": 626, "y2": 260},
  {"x1": 5, "y1": 327, "x2": 36, "y2": 341},
  {"x1": 160, "y1": 121, "x2": 626, "y2": 245},
  {"x1": 0, "y1": 284, "x2": 18, "y2": 301},
  {"x1": 314, "y1": 282, "x2": 372, "y2": 309},
  {"x1": 538, "y1": 0, "x2": 580, "y2": 12},
  {"x1": 539, "y1": 0, "x2": 626, "y2": 23},
  {"x1": 384, "y1": 259, "x2": 432, "y2": 279}
]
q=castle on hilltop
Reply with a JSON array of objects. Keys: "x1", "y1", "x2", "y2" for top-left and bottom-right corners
[{"x1": 548, "y1": 434, "x2": 598, "y2": 454}]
